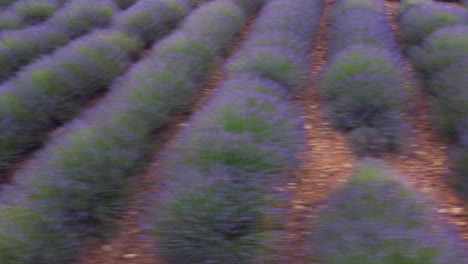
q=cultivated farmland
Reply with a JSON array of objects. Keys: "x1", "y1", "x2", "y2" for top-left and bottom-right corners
[{"x1": 0, "y1": 0, "x2": 467, "y2": 263}]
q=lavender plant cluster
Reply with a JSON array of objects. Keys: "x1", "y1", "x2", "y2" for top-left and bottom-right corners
[
  {"x1": 0, "y1": 29, "x2": 142, "y2": 179},
  {"x1": 322, "y1": 0, "x2": 407, "y2": 154},
  {"x1": 0, "y1": 0, "x2": 118, "y2": 83},
  {"x1": 0, "y1": 0, "x2": 199, "y2": 179},
  {"x1": 0, "y1": 0, "x2": 67, "y2": 31},
  {"x1": 328, "y1": 0, "x2": 397, "y2": 55},
  {"x1": 227, "y1": 0, "x2": 324, "y2": 90},
  {"x1": 155, "y1": 77, "x2": 304, "y2": 263},
  {"x1": 400, "y1": 2, "x2": 467, "y2": 46},
  {"x1": 400, "y1": 3, "x2": 468, "y2": 196},
  {"x1": 114, "y1": 0, "x2": 194, "y2": 45},
  {"x1": 153, "y1": 0, "x2": 324, "y2": 262},
  {"x1": 0, "y1": 1, "x2": 251, "y2": 262},
  {"x1": 313, "y1": 159, "x2": 467, "y2": 264}
]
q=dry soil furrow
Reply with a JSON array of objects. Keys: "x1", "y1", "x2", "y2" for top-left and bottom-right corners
[{"x1": 284, "y1": 0, "x2": 357, "y2": 262}]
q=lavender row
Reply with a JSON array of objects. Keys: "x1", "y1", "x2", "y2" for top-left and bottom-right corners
[
  {"x1": 0, "y1": 0, "x2": 250, "y2": 262},
  {"x1": 400, "y1": 1, "x2": 468, "y2": 198},
  {"x1": 152, "y1": 0, "x2": 324, "y2": 262},
  {"x1": 153, "y1": 76, "x2": 304, "y2": 263},
  {"x1": 321, "y1": 0, "x2": 407, "y2": 155},
  {"x1": 226, "y1": 0, "x2": 323, "y2": 90},
  {"x1": 0, "y1": 0, "x2": 195, "y2": 179},
  {"x1": 313, "y1": 159, "x2": 467, "y2": 264},
  {"x1": 0, "y1": 0, "x2": 67, "y2": 31},
  {"x1": 0, "y1": 0, "x2": 118, "y2": 83}
]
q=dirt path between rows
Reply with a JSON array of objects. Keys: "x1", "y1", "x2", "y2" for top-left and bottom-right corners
[
  {"x1": 284, "y1": 0, "x2": 357, "y2": 262},
  {"x1": 77, "y1": 16, "x2": 257, "y2": 264}
]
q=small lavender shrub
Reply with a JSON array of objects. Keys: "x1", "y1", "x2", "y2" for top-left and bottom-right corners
[
  {"x1": 228, "y1": 46, "x2": 308, "y2": 91},
  {"x1": 0, "y1": 203, "x2": 80, "y2": 264},
  {"x1": 401, "y1": 3, "x2": 467, "y2": 46},
  {"x1": 13, "y1": 0, "x2": 63, "y2": 25},
  {"x1": 155, "y1": 169, "x2": 276, "y2": 264},
  {"x1": 0, "y1": 10, "x2": 24, "y2": 30},
  {"x1": 410, "y1": 25, "x2": 468, "y2": 76},
  {"x1": 328, "y1": 11, "x2": 396, "y2": 55},
  {"x1": 168, "y1": 86, "x2": 303, "y2": 175},
  {"x1": 48, "y1": 0, "x2": 117, "y2": 38},
  {"x1": 314, "y1": 159, "x2": 467, "y2": 264},
  {"x1": 155, "y1": 79, "x2": 303, "y2": 263},
  {"x1": 321, "y1": 45, "x2": 406, "y2": 153},
  {"x1": 430, "y1": 60, "x2": 468, "y2": 142},
  {"x1": 0, "y1": 25, "x2": 68, "y2": 82},
  {"x1": 114, "y1": 0, "x2": 191, "y2": 45},
  {"x1": 181, "y1": 0, "x2": 246, "y2": 47}
]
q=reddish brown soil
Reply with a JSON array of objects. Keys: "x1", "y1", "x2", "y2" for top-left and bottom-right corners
[
  {"x1": 77, "y1": 17, "x2": 257, "y2": 264},
  {"x1": 382, "y1": 0, "x2": 468, "y2": 244},
  {"x1": 284, "y1": 0, "x2": 357, "y2": 263}
]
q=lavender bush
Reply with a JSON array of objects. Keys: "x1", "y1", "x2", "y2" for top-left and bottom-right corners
[
  {"x1": 155, "y1": 77, "x2": 304, "y2": 263},
  {"x1": 328, "y1": 11, "x2": 396, "y2": 55},
  {"x1": 114, "y1": 0, "x2": 191, "y2": 45},
  {"x1": 313, "y1": 159, "x2": 467, "y2": 264},
  {"x1": 12, "y1": 0, "x2": 66, "y2": 25},
  {"x1": 48, "y1": 0, "x2": 117, "y2": 38},
  {"x1": 321, "y1": 45, "x2": 407, "y2": 153},
  {"x1": 227, "y1": 0, "x2": 323, "y2": 91},
  {"x1": 409, "y1": 25, "x2": 468, "y2": 76},
  {"x1": 401, "y1": 3, "x2": 467, "y2": 46},
  {"x1": 430, "y1": 60, "x2": 468, "y2": 141},
  {"x1": 0, "y1": 1, "x2": 249, "y2": 262},
  {"x1": 0, "y1": 9, "x2": 24, "y2": 30},
  {"x1": 0, "y1": 25, "x2": 68, "y2": 82},
  {"x1": 0, "y1": 30, "x2": 142, "y2": 178}
]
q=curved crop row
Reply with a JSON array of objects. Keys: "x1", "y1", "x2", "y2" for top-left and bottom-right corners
[
  {"x1": 0, "y1": 0, "x2": 118, "y2": 83},
  {"x1": 399, "y1": 0, "x2": 468, "y2": 197},
  {"x1": 152, "y1": 0, "x2": 324, "y2": 262},
  {"x1": 154, "y1": 76, "x2": 304, "y2": 264},
  {"x1": 0, "y1": 0, "x2": 193, "y2": 179},
  {"x1": 313, "y1": 159, "x2": 467, "y2": 264},
  {"x1": 321, "y1": 0, "x2": 407, "y2": 155},
  {"x1": 0, "y1": 0, "x2": 67, "y2": 31},
  {"x1": 0, "y1": 0, "x2": 250, "y2": 263}
]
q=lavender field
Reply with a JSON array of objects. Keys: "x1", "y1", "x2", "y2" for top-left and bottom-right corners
[{"x1": 0, "y1": 0, "x2": 467, "y2": 263}]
